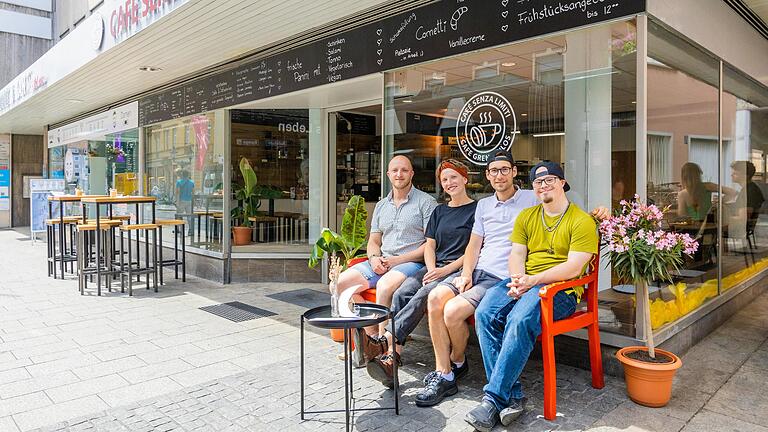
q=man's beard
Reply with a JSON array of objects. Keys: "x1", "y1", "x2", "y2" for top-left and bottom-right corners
[{"x1": 541, "y1": 194, "x2": 554, "y2": 203}]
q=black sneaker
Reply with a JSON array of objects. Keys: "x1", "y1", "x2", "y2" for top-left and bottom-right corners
[
  {"x1": 464, "y1": 400, "x2": 499, "y2": 432},
  {"x1": 421, "y1": 359, "x2": 469, "y2": 385},
  {"x1": 415, "y1": 373, "x2": 458, "y2": 407},
  {"x1": 453, "y1": 358, "x2": 469, "y2": 381},
  {"x1": 499, "y1": 397, "x2": 528, "y2": 426}
]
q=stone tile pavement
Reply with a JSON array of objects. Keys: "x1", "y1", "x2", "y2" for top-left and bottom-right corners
[{"x1": 0, "y1": 229, "x2": 766, "y2": 431}]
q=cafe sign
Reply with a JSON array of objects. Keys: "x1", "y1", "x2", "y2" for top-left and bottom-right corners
[{"x1": 456, "y1": 91, "x2": 516, "y2": 165}]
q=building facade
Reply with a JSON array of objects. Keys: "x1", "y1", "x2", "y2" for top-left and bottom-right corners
[{"x1": 1, "y1": 0, "x2": 768, "y2": 354}]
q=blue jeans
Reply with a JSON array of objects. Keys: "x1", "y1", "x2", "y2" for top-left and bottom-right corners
[
  {"x1": 350, "y1": 260, "x2": 425, "y2": 289},
  {"x1": 475, "y1": 279, "x2": 577, "y2": 411}
]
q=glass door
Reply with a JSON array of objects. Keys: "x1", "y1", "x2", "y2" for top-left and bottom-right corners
[{"x1": 328, "y1": 105, "x2": 382, "y2": 232}]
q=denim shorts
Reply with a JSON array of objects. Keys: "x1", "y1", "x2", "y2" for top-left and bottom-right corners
[{"x1": 350, "y1": 260, "x2": 425, "y2": 289}]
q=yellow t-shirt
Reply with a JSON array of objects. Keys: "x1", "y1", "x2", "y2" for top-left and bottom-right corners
[{"x1": 509, "y1": 203, "x2": 598, "y2": 300}]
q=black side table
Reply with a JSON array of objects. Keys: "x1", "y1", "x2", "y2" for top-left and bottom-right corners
[{"x1": 301, "y1": 304, "x2": 399, "y2": 432}]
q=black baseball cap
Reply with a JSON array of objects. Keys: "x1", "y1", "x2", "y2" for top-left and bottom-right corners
[
  {"x1": 489, "y1": 149, "x2": 514, "y2": 166},
  {"x1": 529, "y1": 161, "x2": 570, "y2": 192}
]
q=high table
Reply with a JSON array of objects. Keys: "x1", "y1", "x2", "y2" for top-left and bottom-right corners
[
  {"x1": 300, "y1": 304, "x2": 399, "y2": 432},
  {"x1": 80, "y1": 196, "x2": 157, "y2": 294},
  {"x1": 47, "y1": 195, "x2": 107, "y2": 279}
]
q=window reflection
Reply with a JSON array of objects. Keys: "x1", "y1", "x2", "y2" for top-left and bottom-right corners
[{"x1": 145, "y1": 113, "x2": 224, "y2": 252}]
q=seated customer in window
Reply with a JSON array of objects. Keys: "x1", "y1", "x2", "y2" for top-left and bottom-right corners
[
  {"x1": 677, "y1": 162, "x2": 718, "y2": 221},
  {"x1": 727, "y1": 161, "x2": 765, "y2": 241}
]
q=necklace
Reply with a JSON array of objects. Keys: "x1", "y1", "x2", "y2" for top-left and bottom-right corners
[{"x1": 540, "y1": 203, "x2": 570, "y2": 254}]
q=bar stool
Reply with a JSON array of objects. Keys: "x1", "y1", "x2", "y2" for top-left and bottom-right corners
[
  {"x1": 46, "y1": 216, "x2": 81, "y2": 278},
  {"x1": 155, "y1": 219, "x2": 186, "y2": 285},
  {"x1": 210, "y1": 212, "x2": 223, "y2": 242},
  {"x1": 249, "y1": 215, "x2": 278, "y2": 243},
  {"x1": 75, "y1": 220, "x2": 122, "y2": 296},
  {"x1": 273, "y1": 212, "x2": 299, "y2": 243},
  {"x1": 119, "y1": 223, "x2": 160, "y2": 296},
  {"x1": 194, "y1": 210, "x2": 215, "y2": 242}
]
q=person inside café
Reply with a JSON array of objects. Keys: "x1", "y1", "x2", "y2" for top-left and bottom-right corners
[
  {"x1": 677, "y1": 162, "x2": 718, "y2": 221},
  {"x1": 727, "y1": 160, "x2": 765, "y2": 245}
]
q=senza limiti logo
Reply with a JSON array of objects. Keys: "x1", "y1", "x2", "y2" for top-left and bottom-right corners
[{"x1": 456, "y1": 91, "x2": 516, "y2": 165}]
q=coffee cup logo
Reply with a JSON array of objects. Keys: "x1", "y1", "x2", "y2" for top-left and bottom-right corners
[{"x1": 456, "y1": 91, "x2": 516, "y2": 165}]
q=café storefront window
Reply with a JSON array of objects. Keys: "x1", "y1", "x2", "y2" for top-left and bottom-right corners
[
  {"x1": 721, "y1": 66, "x2": 768, "y2": 293},
  {"x1": 230, "y1": 109, "x2": 322, "y2": 253},
  {"x1": 48, "y1": 129, "x2": 140, "y2": 220},
  {"x1": 48, "y1": 129, "x2": 140, "y2": 196},
  {"x1": 645, "y1": 22, "x2": 720, "y2": 330},
  {"x1": 144, "y1": 112, "x2": 225, "y2": 253},
  {"x1": 384, "y1": 19, "x2": 638, "y2": 336}
]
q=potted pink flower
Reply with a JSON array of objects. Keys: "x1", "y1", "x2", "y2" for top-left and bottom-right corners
[{"x1": 599, "y1": 195, "x2": 698, "y2": 407}]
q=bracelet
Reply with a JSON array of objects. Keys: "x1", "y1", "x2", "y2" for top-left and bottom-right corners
[{"x1": 368, "y1": 253, "x2": 381, "y2": 259}]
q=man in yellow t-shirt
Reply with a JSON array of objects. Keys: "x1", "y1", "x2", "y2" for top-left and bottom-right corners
[{"x1": 465, "y1": 162, "x2": 598, "y2": 432}]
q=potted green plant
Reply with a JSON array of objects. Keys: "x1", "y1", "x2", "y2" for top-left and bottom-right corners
[
  {"x1": 231, "y1": 157, "x2": 260, "y2": 245},
  {"x1": 308, "y1": 195, "x2": 368, "y2": 270},
  {"x1": 599, "y1": 195, "x2": 699, "y2": 407}
]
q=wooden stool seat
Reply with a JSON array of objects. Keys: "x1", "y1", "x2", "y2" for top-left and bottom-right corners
[
  {"x1": 120, "y1": 223, "x2": 160, "y2": 231},
  {"x1": 46, "y1": 216, "x2": 81, "y2": 225},
  {"x1": 76, "y1": 224, "x2": 114, "y2": 231},
  {"x1": 83, "y1": 219, "x2": 123, "y2": 226},
  {"x1": 156, "y1": 219, "x2": 186, "y2": 226},
  {"x1": 194, "y1": 210, "x2": 215, "y2": 216},
  {"x1": 248, "y1": 216, "x2": 279, "y2": 222},
  {"x1": 110, "y1": 215, "x2": 133, "y2": 221}
]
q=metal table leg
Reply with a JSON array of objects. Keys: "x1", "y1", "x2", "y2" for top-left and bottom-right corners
[{"x1": 300, "y1": 316, "x2": 305, "y2": 421}]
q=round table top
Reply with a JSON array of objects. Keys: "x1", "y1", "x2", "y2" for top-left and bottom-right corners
[{"x1": 303, "y1": 304, "x2": 390, "y2": 329}]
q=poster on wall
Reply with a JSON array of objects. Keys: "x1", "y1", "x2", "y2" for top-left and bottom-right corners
[{"x1": 29, "y1": 179, "x2": 65, "y2": 240}]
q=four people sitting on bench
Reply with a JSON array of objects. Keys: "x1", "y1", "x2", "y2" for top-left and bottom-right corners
[{"x1": 330, "y1": 152, "x2": 606, "y2": 429}]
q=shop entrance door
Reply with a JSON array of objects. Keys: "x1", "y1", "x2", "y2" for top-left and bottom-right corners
[{"x1": 328, "y1": 105, "x2": 382, "y2": 233}]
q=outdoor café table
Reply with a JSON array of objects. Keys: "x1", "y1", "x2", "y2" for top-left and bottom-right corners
[
  {"x1": 300, "y1": 304, "x2": 399, "y2": 432},
  {"x1": 47, "y1": 195, "x2": 107, "y2": 279},
  {"x1": 80, "y1": 196, "x2": 157, "y2": 294}
]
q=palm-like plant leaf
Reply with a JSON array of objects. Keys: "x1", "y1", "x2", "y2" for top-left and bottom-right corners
[{"x1": 340, "y1": 195, "x2": 368, "y2": 253}]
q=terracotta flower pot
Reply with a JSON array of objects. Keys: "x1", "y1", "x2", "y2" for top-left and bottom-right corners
[
  {"x1": 232, "y1": 226, "x2": 252, "y2": 245},
  {"x1": 616, "y1": 346, "x2": 682, "y2": 407}
]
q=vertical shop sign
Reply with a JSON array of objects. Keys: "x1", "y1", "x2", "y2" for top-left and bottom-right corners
[{"x1": 0, "y1": 134, "x2": 10, "y2": 227}]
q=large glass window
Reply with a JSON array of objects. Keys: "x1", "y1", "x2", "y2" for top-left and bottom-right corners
[
  {"x1": 144, "y1": 112, "x2": 224, "y2": 253},
  {"x1": 48, "y1": 129, "x2": 140, "y2": 219},
  {"x1": 384, "y1": 20, "x2": 637, "y2": 336},
  {"x1": 48, "y1": 130, "x2": 139, "y2": 196},
  {"x1": 230, "y1": 109, "x2": 322, "y2": 253},
  {"x1": 645, "y1": 22, "x2": 721, "y2": 331},
  {"x1": 722, "y1": 65, "x2": 768, "y2": 291}
]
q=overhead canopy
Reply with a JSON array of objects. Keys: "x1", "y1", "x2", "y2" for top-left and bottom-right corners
[{"x1": 0, "y1": 0, "x2": 399, "y2": 134}]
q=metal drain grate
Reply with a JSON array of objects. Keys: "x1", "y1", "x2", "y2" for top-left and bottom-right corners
[
  {"x1": 266, "y1": 288, "x2": 328, "y2": 309},
  {"x1": 199, "y1": 302, "x2": 277, "y2": 322}
]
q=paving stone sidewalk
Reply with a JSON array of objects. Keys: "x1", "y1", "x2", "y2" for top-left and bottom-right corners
[{"x1": 0, "y1": 229, "x2": 766, "y2": 431}]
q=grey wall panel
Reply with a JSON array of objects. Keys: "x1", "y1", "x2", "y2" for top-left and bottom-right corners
[{"x1": 10, "y1": 133, "x2": 43, "y2": 227}]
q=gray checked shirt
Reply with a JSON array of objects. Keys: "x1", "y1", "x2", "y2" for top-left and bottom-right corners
[{"x1": 371, "y1": 186, "x2": 437, "y2": 257}]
